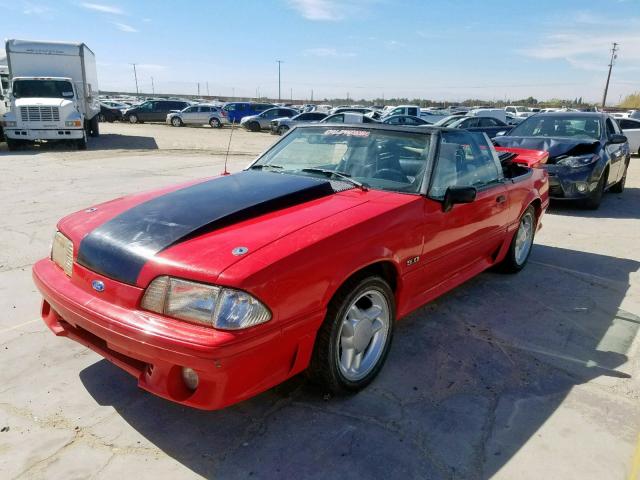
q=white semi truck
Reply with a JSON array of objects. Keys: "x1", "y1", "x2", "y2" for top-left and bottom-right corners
[
  {"x1": 0, "y1": 53, "x2": 9, "y2": 141},
  {"x1": 1, "y1": 39, "x2": 100, "y2": 150}
]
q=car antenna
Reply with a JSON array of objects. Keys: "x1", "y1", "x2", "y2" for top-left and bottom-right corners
[{"x1": 221, "y1": 120, "x2": 235, "y2": 176}]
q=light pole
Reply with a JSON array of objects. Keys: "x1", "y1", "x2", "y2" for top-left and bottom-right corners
[
  {"x1": 151, "y1": 76, "x2": 155, "y2": 94},
  {"x1": 130, "y1": 63, "x2": 139, "y2": 96},
  {"x1": 601, "y1": 42, "x2": 619, "y2": 109},
  {"x1": 276, "y1": 60, "x2": 283, "y2": 102}
]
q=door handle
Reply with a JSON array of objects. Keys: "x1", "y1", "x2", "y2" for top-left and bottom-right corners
[{"x1": 496, "y1": 195, "x2": 507, "y2": 204}]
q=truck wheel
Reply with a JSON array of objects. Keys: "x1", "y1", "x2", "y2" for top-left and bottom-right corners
[
  {"x1": 6, "y1": 138, "x2": 20, "y2": 151},
  {"x1": 171, "y1": 116, "x2": 183, "y2": 127},
  {"x1": 308, "y1": 275, "x2": 395, "y2": 394},
  {"x1": 76, "y1": 133, "x2": 87, "y2": 150},
  {"x1": 128, "y1": 114, "x2": 139, "y2": 124},
  {"x1": 582, "y1": 174, "x2": 605, "y2": 209},
  {"x1": 89, "y1": 116, "x2": 100, "y2": 137},
  {"x1": 209, "y1": 117, "x2": 221, "y2": 128},
  {"x1": 497, "y1": 205, "x2": 536, "y2": 273},
  {"x1": 610, "y1": 161, "x2": 628, "y2": 193}
]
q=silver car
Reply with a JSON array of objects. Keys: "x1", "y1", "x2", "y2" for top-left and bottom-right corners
[
  {"x1": 240, "y1": 107, "x2": 298, "y2": 132},
  {"x1": 270, "y1": 111, "x2": 327, "y2": 135},
  {"x1": 166, "y1": 104, "x2": 228, "y2": 128}
]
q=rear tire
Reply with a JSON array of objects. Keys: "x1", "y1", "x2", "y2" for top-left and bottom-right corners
[
  {"x1": 498, "y1": 206, "x2": 536, "y2": 273},
  {"x1": 128, "y1": 114, "x2": 139, "y2": 124},
  {"x1": 308, "y1": 276, "x2": 395, "y2": 394},
  {"x1": 582, "y1": 173, "x2": 605, "y2": 209},
  {"x1": 209, "y1": 117, "x2": 221, "y2": 128},
  {"x1": 610, "y1": 161, "x2": 628, "y2": 193}
]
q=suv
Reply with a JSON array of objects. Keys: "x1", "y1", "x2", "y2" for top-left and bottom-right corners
[
  {"x1": 222, "y1": 102, "x2": 275, "y2": 124},
  {"x1": 240, "y1": 107, "x2": 298, "y2": 132},
  {"x1": 166, "y1": 104, "x2": 228, "y2": 128},
  {"x1": 124, "y1": 100, "x2": 191, "y2": 123}
]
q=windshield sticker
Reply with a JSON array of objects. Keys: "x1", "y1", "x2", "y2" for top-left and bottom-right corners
[{"x1": 324, "y1": 129, "x2": 370, "y2": 137}]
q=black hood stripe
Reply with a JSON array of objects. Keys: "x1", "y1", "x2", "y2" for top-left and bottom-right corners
[{"x1": 77, "y1": 171, "x2": 338, "y2": 285}]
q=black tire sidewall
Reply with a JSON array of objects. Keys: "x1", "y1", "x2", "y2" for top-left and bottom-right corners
[
  {"x1": 210, "y1": 118, "x2": 220, "y2": 128},
  {"x1": 313, "y1": 276, "x2": 395, "y2": 393},
  {"x1": 502, "y1": 205, "x2": 536, "y2": 272},
  {"x1": 129, "y1": 115, "x2": 138, "y2": 124}
]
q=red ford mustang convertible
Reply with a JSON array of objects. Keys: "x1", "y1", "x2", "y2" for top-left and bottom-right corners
[{"x1": 33, "y1": 125, "x2": 549, "y2": 410}]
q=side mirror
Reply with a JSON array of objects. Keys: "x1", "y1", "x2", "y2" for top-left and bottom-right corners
[
  {"x1": 609, "y1": 133, "x2": 627, "y2": 144},
  {"x1": 442, "y1": 186, "x2": 477, "y2": 212}
]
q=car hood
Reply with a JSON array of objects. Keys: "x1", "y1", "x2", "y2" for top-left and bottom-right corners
[
  {"x1": 59, "y1": 171, "x2": 369, "y2": 287},
  {"x1": 493, "y1": 136, "x2": 601, "y2": 163},
  {"x1": 15, "y1": 97, "x2": 74, "y2": 108}
]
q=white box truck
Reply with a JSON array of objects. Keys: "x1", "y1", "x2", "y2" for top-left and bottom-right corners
[
  {"x1": 0, "y1": 53, "x2": 9, "y2": 141},
  {"x1": 1, "y1": 39, "x2": 100, "y2": 150}
]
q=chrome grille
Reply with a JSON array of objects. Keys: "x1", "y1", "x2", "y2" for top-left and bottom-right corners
[{"x1": 20, "y1": 106, "x2": 60, "y2": 122}]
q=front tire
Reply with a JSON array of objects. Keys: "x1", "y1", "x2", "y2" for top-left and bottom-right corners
[
  {"x1": 128, "y1": 114, "x2": 139, "y2": 124},
  {"x1": 248, "y1": 121, "x2": 261, "y2": 132},
  {"x1": 76, "y1": 132, "x2": 87, "y2": 150},
  {"x1": 498, "y1": 206, "x2": 536, "y2": 273},
  {"x1": 89, "y1": 116, "x2": 100, "y2": 137},
  {"x1": 6, "y1": 138, "x2": 21, "y2": 151},
  {"x1": 278, "y1": 126, "x2": 289, "y2": 135},
  {"x1": 171, "y1": 116, "x2": 183, "y2": 127},
  {"x1": 308, "y1": 276, "x2": 395, "y2": 394},
  {"x1": 582, "y1": 173, "x2": 605, "y2": 209}
]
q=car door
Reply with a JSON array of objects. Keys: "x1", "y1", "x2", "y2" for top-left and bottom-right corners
[
  {"x1": 197, "y1": 106, "x2": 212, "y2": 124},
  {"x1": 619, "y1": 118, "x2": 640, "y2": 154},
  {"x1": 180, "y1": 106, "x2": 198, "y2": 124},
  {"x1": 137, "y1": 102, "x2": 154, "y2": 121},
  {"x1": 604, "y1": 117, "x2": 625, "y2": 184},
  {"x1": 419, "y1": 130, "x2": 509, "y2": 292}
]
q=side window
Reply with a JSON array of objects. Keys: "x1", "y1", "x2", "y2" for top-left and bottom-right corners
[
  {"x1": 329, "y1": 114, "x2": 344, "y2": 123},
  {"x1": 199, "y1": 106, "x2": 212, "y2": 113},
  {"x1": 408, "y1": 107, "x2": 418, "y2": 116},
  {"x1": 185, "y1": 106, "x2": 197, "y2": 113},
  {"x1": 605, "y1": 118, "x2": 617, "y2": 136},
  {"x1": 429, "y1": 131, "x2": 501, "y2": 199},
  {"x1": 139, "y1": 102, "x2": 152, "y2": 111},
  {"x1": 480, "y1": 118, "x2": 498, "y2": 127},
  {"x1": 460, "y1": 118, "x2": 479, "y2": 128},
  {"x1": 389, "y1": 108, "x2": 403, "y2": 116}
]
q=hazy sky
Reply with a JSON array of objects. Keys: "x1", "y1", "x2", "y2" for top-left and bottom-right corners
[{"x1": 1, "y1": 0, "x2": 639, "y2": 103}]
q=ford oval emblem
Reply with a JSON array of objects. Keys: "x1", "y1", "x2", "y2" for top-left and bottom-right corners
[{"x1": 92, "y1": 280, "x2": 105, "y2": 292}]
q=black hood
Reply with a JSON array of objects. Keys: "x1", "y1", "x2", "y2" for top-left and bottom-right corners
[
  {"x1": 77, "y1": 171, "x2": 341, "y2": 285},
  {"x1": 494, "y1": 136, "x2": 600, "y2": 162}
]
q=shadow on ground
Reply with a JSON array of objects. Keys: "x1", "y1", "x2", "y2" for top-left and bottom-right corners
[
  {"x1": 80, "y1": 244, "x2": 639, "y2": 479},
  {"x1": 0, "y1": 133, "x2": 158, "y2": 154},
  {"x1": 547, "y1": 187, "x2": 640, "y2": 220}
]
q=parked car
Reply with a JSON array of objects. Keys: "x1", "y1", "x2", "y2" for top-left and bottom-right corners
[
  {"x1": 101, "y1": 100, "x2": 129, "y2": 112},
  {"x1": 505, "y1": 105, "x2": 531, "y2": 117},
  {"x1": 240, "y1": 107, "x2": 298, "y2": 132},
  {"x1": 616, "y1": 117, "x2": 640, "y2": 155},
  {"x1": 382, "y1": 105, "x2": 421, "y2": 118},
  {"x1": 223, "y1": 102, "x2": 275, "y2": 124},
  {"x1": 98, "y1": 103, "x2": 123, "y2": 123},
  {"x1": 329, "y1": 107, "x2": 374, "y2": 115},
  {"x1": 33, "y1": 124, "x2": 548, "y2": 410},
  {"x1": 445, "y1": 116, "x2": 512, "y2": 138},
  {"x1": 381, "y1": 115, "x2": 429, "y2": 126},
  {"x1": 123, "y1": 100, "x2": 191, "y2": 123},
  {"x1": 270, "y1": 111, "x2": 327, "y2": 135},
  {"x1": 494, "y1": 112, "x2": 630, "y2": 209},
  {"x1": 166, "y1": 104, "x2": 228, "y2": 128},
  {"x1": 321, "y1": 112, "x2": 379, "y2": 124}
]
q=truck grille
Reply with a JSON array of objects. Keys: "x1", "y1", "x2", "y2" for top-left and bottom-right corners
[{"x1": 20, "y1": 106, "x2": 60, "y2": 123}]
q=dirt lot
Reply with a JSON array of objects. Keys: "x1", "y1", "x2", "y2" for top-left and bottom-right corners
[{"x1": 1, "y1": 122, "x2": 639, "y2": 479}]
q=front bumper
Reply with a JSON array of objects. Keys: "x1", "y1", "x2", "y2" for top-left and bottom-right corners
[
  {"x1": 544, "y1": 164, "x2": 599, "y2": 200},
  {"x1": 5, "y1": 128, "x2": 84, "y2": 141},
  {"x1": 33, "y1": 258, "x2": 323, "y2": 410}
]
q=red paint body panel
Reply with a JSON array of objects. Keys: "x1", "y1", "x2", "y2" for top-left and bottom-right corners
[
  {"x1": 495, "y1": 146, "x2": 549, "y2": 167},
  {"x1": 34, "y1": 148, "x2": 549, "y2": 410}
]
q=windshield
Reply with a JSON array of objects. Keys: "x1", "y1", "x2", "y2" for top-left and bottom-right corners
[
  {"x1": 509, "y1": 115, "x2": 601, "y2": 140},
  {"x1": 252, "y1": 126, "x2": 432, "y2": 194},
  {"x1": 434, "y1": 116, "x2": 461, "y2": 127},
  {"x1": 13, "y1": 79, "x2": 74, "y2": 99}
]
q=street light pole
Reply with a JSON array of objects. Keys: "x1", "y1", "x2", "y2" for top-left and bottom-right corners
[
  {"x1": 601, "y1": 42, "x2": 619, "y2": 109},
  {"x1": 130, "y1": 63, "x2": 139, "y2": 96},
  {"x1": 151, "y1": 76, "x2": 155, "y2": 94},
  {"x1": 276, "y1": 60, "x2": 283, "y2": 102}
]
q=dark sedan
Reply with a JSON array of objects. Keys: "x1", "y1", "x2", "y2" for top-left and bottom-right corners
[
  {"x1": 494, "y1": 112, "x2": 630, "y2": 209},
  {"x1": 445, "y1": 116, "x2": 512, "y2": 137},
  {"x1": 98, "y1": 103, "x2": 123, "y2": 123}
]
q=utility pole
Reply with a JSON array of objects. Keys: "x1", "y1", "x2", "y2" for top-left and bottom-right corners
[
  {"x1": 601, "y1": 42, "x2": 619, "y2": 109},
  {"x1": 151, "y1": 76, "x2": 155, "y2": 94},
  {"x1": 290, "y1": 87, "x2": 293, "y2": 102},
  {"x1": 130, "y1": 63, "x2": 139, "y2": 96},
  {"x1": 197, "y1": 82, "x2": 200, "y2": 96},
  {"x1": 311, "y1": 89, "x2": 313, "y2": 102},
  {"x1": 206, "y1": 82, "x2": 210, "y2": 97},
  {"x1": 276, "y1": 60, "x2": 283, "y2": 102}
]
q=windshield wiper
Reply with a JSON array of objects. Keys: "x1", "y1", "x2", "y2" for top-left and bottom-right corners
[
  {"x1": 301, "y1": 168, "x2": 368, "y2": 191},
  {"x1": 249, "y1": 164, "x2": 284, "y2": 170}
]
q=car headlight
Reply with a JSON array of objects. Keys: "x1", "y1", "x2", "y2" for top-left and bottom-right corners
[
  {"x1": 556, "y1": 154, "x2": 599, "y2": 168},
  {"x1": 140, "y1": 276, "x2": 271, "y2": 330},
  {"x1": 51, "y1": 231, "x2": 74, "y2": 277}
]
